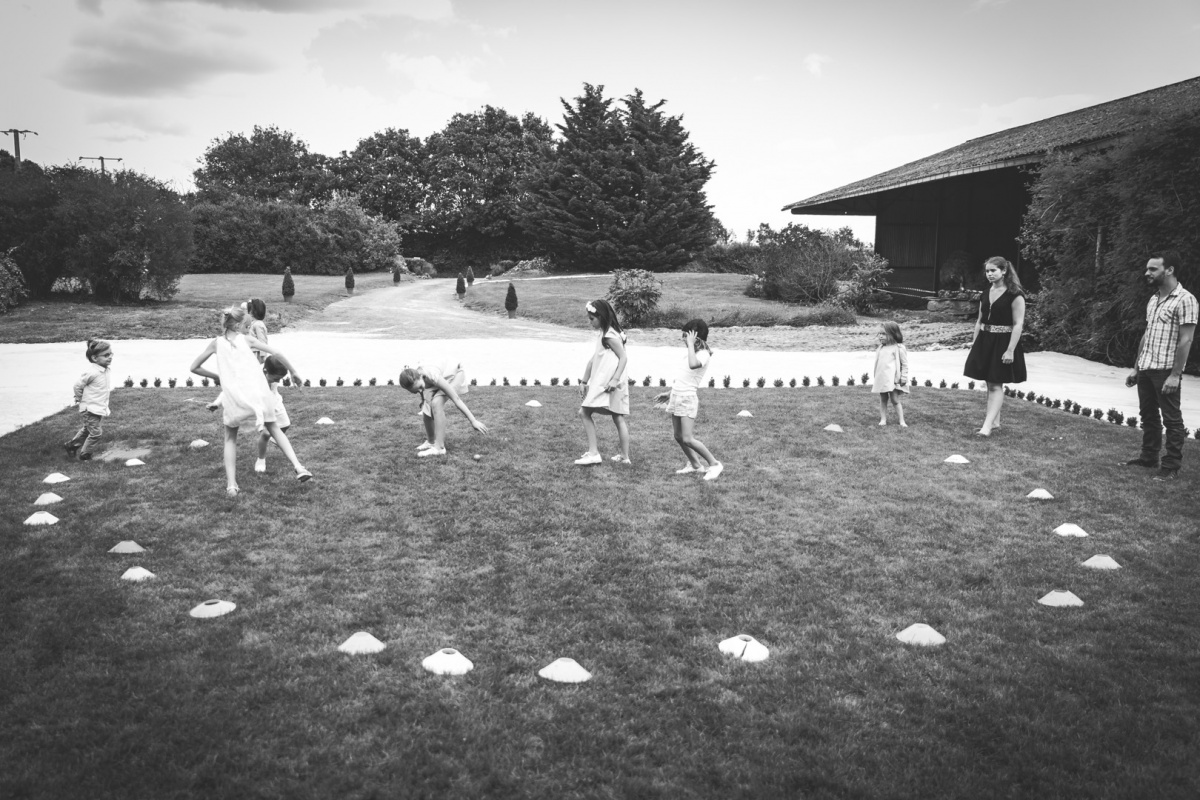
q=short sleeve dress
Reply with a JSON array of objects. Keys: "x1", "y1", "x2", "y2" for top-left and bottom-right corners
[
  {"x1": 964, "y1": 290, "x2": 1027, "y2": 384},
  {"x1": 581, "y1": 328, "x2": 630, "y2": 415}
]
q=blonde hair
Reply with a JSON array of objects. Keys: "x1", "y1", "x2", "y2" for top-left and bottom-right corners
[{"x1": 222, "y1": 306, "x2": 247, "y2": 333}]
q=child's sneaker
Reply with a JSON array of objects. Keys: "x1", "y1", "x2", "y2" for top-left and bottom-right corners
[
  {"x1": 703, "y1": 462, "x2": 724, "y2": 481},
  {"x1": 675, "y1": 464, "x2": 700, "y2": 474},
  {"x1": 574, "y1": 452, "x2": 601, "y2": 465},
  {"x1": 254, "y1": 458, "x2": 267, "y2": 473},
  {"x1": 417, "y1": 447, "x2": 446, "y2": 458},
  {"x1": 417, "y1": 440, "x2": 435, "y2": 451}
]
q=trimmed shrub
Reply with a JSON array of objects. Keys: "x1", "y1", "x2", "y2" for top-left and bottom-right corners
[
  {"x1": 0, "y1": 248, "x2": 29, "y2": 313},
  {"x1": 345, "y1": 266, "x2": 355, "y2": 292},
  {"x1": 456, "y1": 274, "x2": 466, "y2": 296},
  {"x1": 504, "y1": 282, "x2": 518, "y2": 312},
  {"x1": 282, "y1": 267, "x2": 295, "y2": 301},
  {"x1": 466, "y1": 266, "x2": 475, "y2": 286}
]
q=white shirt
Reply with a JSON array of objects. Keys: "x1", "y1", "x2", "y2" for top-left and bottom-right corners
[{"x1": 672, "y1": 349, "x2": 711, "y2": 392}]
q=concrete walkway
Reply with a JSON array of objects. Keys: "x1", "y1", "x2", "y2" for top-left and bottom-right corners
[{"x1": 2, "y1": 280, "x2": 1196, "y2": 437}]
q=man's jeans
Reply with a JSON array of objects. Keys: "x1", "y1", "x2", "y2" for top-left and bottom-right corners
[{"x1": 1137, "y1": 369, "x2": 1186, "y2": 470}]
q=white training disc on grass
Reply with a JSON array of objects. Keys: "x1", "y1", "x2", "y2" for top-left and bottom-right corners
[
  {"x1": 108, "y1": 540, "x2": 146, "y2": 554},
  {"x1": 422, "y1": 647, "x2": 473, "y2": 675},
  {"x1": 1038, "y1": 590, "x2": 1083, "y2": 607},
  {"x1": 189, "y1": 599, "x2": 236, "y2": 618},
  {"x1": 1082, "y1": 555, "x2": 1121, "y2": 570},
  {"x1": 1027, "y1": 488, "x2": 1054, "y2": 500},
  {"x1": 121, "y1": 567, "x2": 155, "y2": 582},
  {"x1": 538, "y1": 657, "x2": 592, "y2": 683},
  {"x1": 525, "y1": 400, "x2": 542, "y2": 407},
  {"x1": 1054, "y1": 523, "x2": 1089, "y2": 537},
  {"x1": 24, "y1": 511, "x2": 58, "y2": 526},
  {"x1": 125, "y1": 458, "x2": 145, "y2": 467},
  {"x1": 43, "y1": 473, "x2": 70, "y2": 484},
  {"x1": 737, "y1": 410, "x2": 753, "y2": 417},
  {"x1": 719, "y1": 634, "x2": 770, "y2": 662},
  {"x1": 190, "y1": 439, "x2": 209, "y2": 449},
  {"x1": 896, "y1": 623, "x2": 946, "y2": 646},
  {"x1": 338, "y1": 631, "x2": 386, "y2": 655},
  {"x1": 824, "y1": 424, "x2": 844, "y2": 432},
  {"x1": 944, "y1": 454, "x2": 970, "y2": 464},
  {"x1": 316, "y1": 417, "x2": 334, "y2": 425},
  {"x1": 34, "y1": 493, "x2": 63, "y2": 506}
]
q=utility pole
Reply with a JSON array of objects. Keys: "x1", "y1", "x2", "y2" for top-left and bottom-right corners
[
  {"x1": 79, "y1": 156, "x2": 123, "y2": 176},
  {"x1": 2, "y1": 129, "x2": 38, "y2": 171}
]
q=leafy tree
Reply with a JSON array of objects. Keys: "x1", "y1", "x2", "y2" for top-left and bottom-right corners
[
  {"x1": 194, "y1": 125, "x2": 333, "y2": 206},
  {"x1": 418, "y1": 106, "x2": 553, "y2": 265},
  {"x1": 0, "y1": 156, "x2": 63, "y2": 297},
  {"x1": 50, "y1": 167, "x2": 194, "y2": 301},
  {"x1": 607, "y1": 268, "x2": 662, "y2": 323},
  {"x1": 0, "y1": 247, "x2": 29, "y2": 312},
  {"x1": 520, "y1": 84, "x2": 716, "y2": 272},
  {"x1": 333, "y1": 127, "x2": 426, "y2": 226},
  {"x1": 1021, "y1": 111, "x2": 1200, "y2": 367}
]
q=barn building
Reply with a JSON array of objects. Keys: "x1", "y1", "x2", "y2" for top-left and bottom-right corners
[{"x1": 782, "y1": 76, "x2": 1200, "y2": 294}]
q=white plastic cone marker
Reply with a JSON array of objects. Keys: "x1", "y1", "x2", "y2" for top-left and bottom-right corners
[
  {"x1": 190, "y1": 439, "x2": 209, "y2": 449},
  {"x1": 1054, "y1": 523, "x2": 1089, "y2": 538},
  {"x1": 538, "y1": 657, "x2": 592, "y2": 683},
  {"x1": 422, "y1": 648, "x2": 474, "y2": 676},
  {"x1": 43, "y1": 473, "x2": 70, "y2": 484},
  {"x1": 737, "y1": 410, "x2": 753, "y2": 417},
  {"x1": 944, "y1": 454, "x2": 970, "y2": 464},
  {"x1": 896, "y1": 623, "x2": 947, "y2": 646},
  {"x1": 1082, "y1": 555, "x2": 1122, "y2": 570},
  {"x1": 718, "y1": 634, "x2": 770, "y2": 662},
  {"x1": 24, "y1": 511, "x2": 58, "y2": 526},
  {"x1": 338, "y1": 631, "x2": 386, "y2": 655},
  {"x1": 525, "y1": 400, "x2": 542, "y2": 407},
  {"x1": 125, "y1": 458, "x2": 145, "y2": 467},
  {"x1": 108, "y1": 540, "x2": 146, "y2": 554},
  {"x1": 824, "y1": 424, "x2": 844, "y2": 433},
  {"x1": 1038, "y1": 590, "x2": 1084, "y2": 607},
  {"x1": 316, "y1": 417, "x2": 334, "y2": 425},
  {"x1": 1027, "y1": 488, "x2": 1054, "y2": 500},
  {"x1": 120, "y1": 566, "x2": 155, "y2": 582},
  {"x1": 189, "y1": 599, "x2": 236, "y2": 619},
  {"x1": 34, "y1": 492, "x2": 63, "y2": 506}
]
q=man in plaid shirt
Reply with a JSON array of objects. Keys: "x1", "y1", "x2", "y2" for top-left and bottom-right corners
[{"x1": 1123, "y1": 253, "x2": 1197, "y2": 480}]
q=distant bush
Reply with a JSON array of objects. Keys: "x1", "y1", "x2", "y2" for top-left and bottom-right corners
[
  {"x1": 694, "y1": 241, "x2": 758, "y2": 274},
  {"x1": 0, "y1": 248, "x2": 28, "y2": 313},
  {"x1": 406, "y1": 257, "x2": 437, "y2": 277},
  {"x1": 607, "y1": 268, "x2": 662, "y2": 325},
  {"x1": 491, "y1": 259, "x2": 516, "y2": 277},
  {"x1": 508, "y1": 257, "x2": 552, "y2": 277}
]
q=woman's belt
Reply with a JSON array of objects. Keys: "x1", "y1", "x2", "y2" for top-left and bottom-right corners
[{"x1": 982, "y1": 324, "x2": 1013, "y2": 333}]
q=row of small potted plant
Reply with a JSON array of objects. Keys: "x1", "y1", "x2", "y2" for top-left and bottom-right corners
[{"x1": 116, "y1": 375, "x2": 1193, "y2": 434}]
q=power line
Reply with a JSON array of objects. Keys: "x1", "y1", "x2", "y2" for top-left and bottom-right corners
[
  {"x1": 2, "y1": 129, "x2": 38, "y2": 171},
  {"x1": 79, "y1": 156, "x2": 123, "y2": 176}
]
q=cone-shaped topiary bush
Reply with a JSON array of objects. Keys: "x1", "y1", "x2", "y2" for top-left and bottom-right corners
[
  {"x1": 504, "y1": 281, "x2": 518, "y2": 312},
  {"x1": 282, "y1": 267, "x2": 295, "y2": 302}
]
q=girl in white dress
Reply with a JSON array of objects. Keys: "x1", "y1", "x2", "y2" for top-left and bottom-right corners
[
  {"x1": 576, "y1": 299, "x2": 631, "y2": 465},
  {"x1": 872, "y1": 320, "x2": 909, "y2": 427},
  {"x1": 190, "y1": 306, "x2": 312, "y2": 496}
]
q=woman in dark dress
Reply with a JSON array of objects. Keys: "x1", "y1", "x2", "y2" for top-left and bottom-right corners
[{"x1": 963, "y1": 256, "x2": 1026, "y2": 436}]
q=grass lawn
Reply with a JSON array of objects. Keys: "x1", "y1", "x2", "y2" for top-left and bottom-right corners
[
  {"x1": 0, "y1": 272, "x2": 397, "y2": 344},
  {"x1": 2, "y1": 386, "x2": 1198, "y2": 798},
  {"x1": 463, "y1": 273, "x2": 855, "y2": 329}
]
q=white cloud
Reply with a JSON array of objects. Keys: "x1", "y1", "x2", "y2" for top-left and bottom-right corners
[
  {"x1": 803, "y1": 53, "x2": 831, "y2": 77},
  {"x1": 86, "y1": 105, "x2": 190, "y2": 137},
  {"x1": 385, "y1": 53, "x2": 488, "y2": 100}
]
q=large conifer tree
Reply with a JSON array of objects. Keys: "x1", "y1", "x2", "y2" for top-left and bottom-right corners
[{"x1": 521, "y1": 84, "x2": 715, "y2": 272}]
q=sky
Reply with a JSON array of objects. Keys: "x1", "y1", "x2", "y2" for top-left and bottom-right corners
[{"x1": 5, "y1": 0, "x2": 1200, "y2": 246}]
